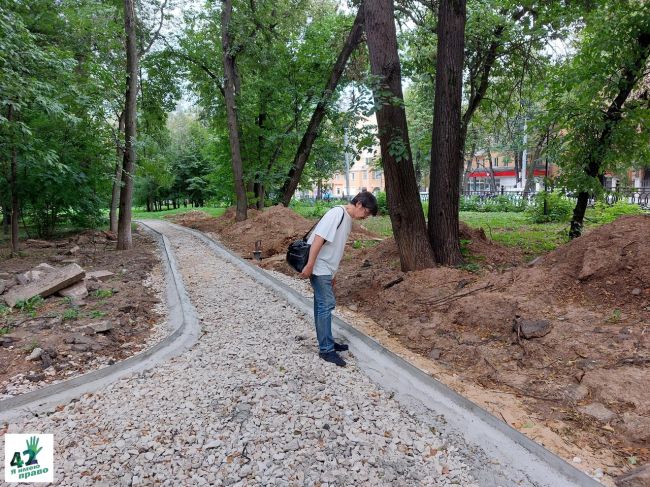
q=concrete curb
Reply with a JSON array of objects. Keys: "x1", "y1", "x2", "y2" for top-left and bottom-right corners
[
  {"x1": 0, "y1": 223, "x2": 201, "y2": 423},
  {"x1": 174, "y1": 222, "x2": 602, "y2": 487}
]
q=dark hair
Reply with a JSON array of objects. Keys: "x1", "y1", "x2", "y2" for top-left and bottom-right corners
[{"x1": 351, "y1": 191, "x2": 378, "y2": 216}]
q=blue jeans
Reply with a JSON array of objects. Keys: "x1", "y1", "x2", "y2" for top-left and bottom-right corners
[{"x1": 310, "y1": 274, "x2": 336, "y2": 354}]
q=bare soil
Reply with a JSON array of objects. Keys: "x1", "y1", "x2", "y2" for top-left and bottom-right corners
[
  {"x1": 173, "y1": 207, "x2": 649, "y2": 483},
  {"x1": 0, "y1": 229, "x2": 164, "y2": 396}
]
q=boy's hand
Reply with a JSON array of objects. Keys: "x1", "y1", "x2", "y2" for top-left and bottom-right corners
[{"x1": 300, "y1": 264, "x2": 313, "y2": 278}]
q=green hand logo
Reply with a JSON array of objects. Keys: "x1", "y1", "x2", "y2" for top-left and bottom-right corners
[{"x1": 23, "y1": 436, "x2": 42, "y2": 466}]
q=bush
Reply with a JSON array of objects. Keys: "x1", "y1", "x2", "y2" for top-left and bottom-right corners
[
  {"x1": 375, "y1": 191, "x2": 388, "y2": 215},
  {"x1": 591, "y1": 200, "x2": 644, "y2": 224},
  {"x1": 460, "y1": 196, "x2": 481, "y2": 211},
  {"x1": 482, "y1": 195, "x2": 525, "y2": 213},
  {"x1": 526, "y1": 191, "x2": 574, "y2": 223}
]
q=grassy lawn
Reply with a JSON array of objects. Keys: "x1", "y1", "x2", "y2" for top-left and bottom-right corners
[
  {"x1": 459, "y1": 212, "x2": 571, "y2": 255},
  {"x1": 132, "y1": 206, "x2": 226, "y2": 220}
]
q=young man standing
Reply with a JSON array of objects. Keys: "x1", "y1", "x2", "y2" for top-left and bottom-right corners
[{"x1": 300, "y1": 191, "x2": 378, "y2": 366}]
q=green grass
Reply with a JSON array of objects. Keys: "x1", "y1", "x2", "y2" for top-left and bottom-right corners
[
  {"x1": 132, "y1": 206, "x2": 226, "y2": 220},
  {"x1": 92, "y1": 289, "x2": 114, "y2": 299},
  {"x1": 88, "y1": 310, "x2": 106, "y2": 319},
  {"x1": 354, "y1": 208, "x2": 618, "y2": 258},
  {"x1": 62, "y1": 308, "x2": 79, "y2": 321}
]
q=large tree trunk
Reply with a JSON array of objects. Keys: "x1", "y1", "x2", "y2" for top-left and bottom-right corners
[
  {"x1": 279, "y1": 6, "x2": 365, "y2": 206},
  {"x1": 221, "y1": 0, "x2": 247, "y2": 221},
  {"x1": 117, "y1": 0, "x2": 138, "y2": 250},
  {"x1": 8, "y1": 105, "x2": 19, "y2": 256},
  {"x1": 364, "y1": 0, "x2": 435, "y2": 272},
  {"x1": 109, "y1": 112, "x2": 125, "y2": 233},
  {"x1": 569, "y1": 30, "x2": 650, "y2": 238},
  {"x1": 428, "y1": 0, "x2": 466, "y2": 266}
]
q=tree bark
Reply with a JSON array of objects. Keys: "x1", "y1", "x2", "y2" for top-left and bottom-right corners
[
  {"x1": 221, "y1": 0, "x2": 248, "y2": 221},
  {"x1": 8, "y1": 104, "x2": 19, "y2": 255},
  {"x1": 428, "y1": 0, "x2": 466, "y2": 266},
  {"x1": 569, "y1": 31, "x2": 650, "y2": 238},
  {"x1": 486, "y1": 147, "x2": 497, "y2": 193},
  {"x1": 279, "y1": 6, "x2": 365, "y2": 206},
  {"x1": 117, "y1": 0, "x2": 138, "y2": 250},
  {"x1": 364, "y1": 0, "x2": 435, "y2": 271},
  {"x1": 110, "y1": 112, "x2": 125, "y2": 233}
]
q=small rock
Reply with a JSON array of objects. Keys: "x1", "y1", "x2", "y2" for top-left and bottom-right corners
[
  {"x1": 572, "y1": 457, "x2": 582, "y2": 464},
  {"x1": 88, "y1": 321, "x2": 113, "y2": 334},
  {"x1": 429, "y1": 349, "x2": 442, "y2": 360},
  {"x1": 86, "y1": 270, "x2": 115, "y2": 281},
  {"x1": 68, "y1": 245, "x2": 80, "y2": 255},
  {"x1": 578, "y1": 403, "x2": 616, "y2": 422},
  {"x1": 26, "y1": 373, "x2": 45, "y2": 382},
  {"x1": 615, "y1": 464, "x2": 650, "y2": 487},
  {"x1": 348, "y1": 304, "x2": 358, "y2": 311},
  {"x1": 204, "y1": 440, "x2": 222, "y2": 449},
  {"x1": 514, "y1": 318, "x2": 552, "y2": 339},
  {"x1": 631, "y1": 288, "x2": 641, "y2": 296},
  {"x1": 27, "y1": 347, "x2": 44, "y2": 361}
]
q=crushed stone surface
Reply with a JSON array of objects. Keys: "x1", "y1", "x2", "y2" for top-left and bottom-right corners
[{"x1": 6, "y1": 221, "x2": 523, "y2": 486}]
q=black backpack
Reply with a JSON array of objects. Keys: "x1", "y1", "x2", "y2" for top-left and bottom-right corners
[{"x1": 286, "y1": 207, "x2": 345, "y2": 273}]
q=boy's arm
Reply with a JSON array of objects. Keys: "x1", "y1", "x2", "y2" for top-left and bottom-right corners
[{"x1": 300, "y1": 235, "x2": 325, "y2": 278}]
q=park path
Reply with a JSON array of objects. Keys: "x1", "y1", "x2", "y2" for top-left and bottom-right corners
[{"x1": 9, "y1": 221, "x2": 492, "y2": 486}]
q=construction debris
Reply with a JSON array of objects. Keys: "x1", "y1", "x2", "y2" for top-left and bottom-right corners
[{"x1": 3, "y1": 263, "x2": 85, "y2": 307}]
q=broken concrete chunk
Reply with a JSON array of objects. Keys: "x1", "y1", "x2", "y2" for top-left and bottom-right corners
[
  {"x1": 86, "y1": 270, "x2": 114, "y2": 282},
  {"x1": 87, "y1": 321, "x2": 113, "y2": 334},
  {"x1": 26, "y1": 347, "x2": 44, "y2": 361},
  {"x1": 57, "y1": 281, "x2": 88, "y2": 301},
  {"x1": 3, "y1": 263, "x2": 86, "y2": 307},
  {"x1": 17, "y1": 263, "x2": 56, "y2": 285},
  {"x1": 67, "y1": 245, "x2": 80, "y2": 255},
  {"x1": 578, "y1": 402, "x2": 616, "y2": 422},
  {"x1": 0, "y1": 278, "x2": 18, "y2": 294},
  {"x1": 615, "y1": 464, "x2": 650, "y2": 487},
  {"x1": 514, "y1": 318, "x2": 552, "y2": 339}
]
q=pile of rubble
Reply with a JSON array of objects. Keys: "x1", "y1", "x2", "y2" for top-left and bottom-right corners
[{"x1": 1, "y1": 262, "x2": 114, "y2": 308}]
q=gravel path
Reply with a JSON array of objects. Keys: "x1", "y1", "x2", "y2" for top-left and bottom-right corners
[{"x1": 7, "y1": 222, "x2": 492, "y2": 486}]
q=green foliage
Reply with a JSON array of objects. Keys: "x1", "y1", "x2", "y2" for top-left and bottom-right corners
[
  {"x1": 460, "y1": 195, "x2": 526, "y2": 213},
  {"x1": 0, "y1": 326, "x2": 10, "y2": 336},
  {"x1": 62, "y1": 308, "x2": 79, "y2": 321},
  {"x1": 541, "y1": 1, "x2": 650, "y2": 195},
  {"x1": 93, "y1": 289, "x2": 113, "y2": 299},
  {"x1": 15, "y1": 296, "x2": 44, "y2": 313},
  {"x1": 526, "y1": 191, "x2": 574, "y2": 223},
  {"x1": 590, "y1": 200, "x2": 644, "y2": 224},
  {"x1": 375, "y1": 192, "x2": 388, "y2": 215},
  {"x1": 0, "y1": 304, "x2": 10, "y2": 318},
  {"x1": 88, "y1": 310, "x2": 106, "y2": 319},
  {"x1": 24, "y1": 340, "x2": 40, "y2": 353}
]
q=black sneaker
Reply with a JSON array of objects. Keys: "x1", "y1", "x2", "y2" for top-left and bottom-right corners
[
  {"x1": 319, "y1": 351, "x2": 347, "y2": 367},
  {"x1": 334, "y1": 342, "x2": 349, "y2": 352}
]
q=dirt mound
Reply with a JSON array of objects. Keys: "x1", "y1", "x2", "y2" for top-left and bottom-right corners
[
  {"x1": 460, "y1": 221, "x2": 524, "y2": 268},
  {"x1": 218, "y1": 205, "x2": 313, "y2": 258},
  {"x1": 536, "y1": 214, "x2": 650, "y2": 306}
]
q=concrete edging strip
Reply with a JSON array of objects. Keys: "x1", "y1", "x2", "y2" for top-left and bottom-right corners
[
  {"x1": 173, "y1": 222, "x2": 602, "y2": 487},
  {"x1": 0, "y1": 223, "x2": 201, "y2": 422}
]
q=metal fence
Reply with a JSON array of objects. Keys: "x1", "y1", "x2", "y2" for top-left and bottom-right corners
[{"x1": 420, "y1": 189, "x2": 650, "y2": 209}]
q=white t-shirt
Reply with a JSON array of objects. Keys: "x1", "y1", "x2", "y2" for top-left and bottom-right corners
[{"x1": 307, "y1": 206, "x2": 352, "y2": 276}]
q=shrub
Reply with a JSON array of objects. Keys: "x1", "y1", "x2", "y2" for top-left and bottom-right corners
[
  {"x1": 591, "y1": 200, "x2": 644, "y2": 224},
  {"x1": 375, "y1": 191, "x2": 388, "y2": 215},
  {"x1": 526, "y1": 191, "x2": 574, "y2": 223},
  {"x1": 460, "y1": 196, "x2": 481, "y2": 211},
  {"x1": 482, "y1": 195, "x2": 525, "y2": 213}
]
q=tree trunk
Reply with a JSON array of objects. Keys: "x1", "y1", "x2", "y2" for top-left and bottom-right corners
[
  {"x1": 117, "y1": 0, "x2": 138, "y2": 250},
  {"x1": 428, "y1": 0, "x2": 466, "y2": 266},
  {"x1": 570, "y1": 30, "x2": 650, "y2": 238},
  {"x1": 460, "y1": 141, "x2": 476, "y2": 191},
  {"x1": 254, "y1": 183, "x2": 265, "y2": 210},
  {"x1": 279, "y1": 6, "x2": 365, "y2": 206},
  {"x1": 364, "y1": 0, "x2": 435, "y2": 271},
  {"x1": 7, "y1": 104, "x2": 19, "y2": 255},
  {"x1": 221, "y1": 0, "x2": 248, "y2": 221},
  {"x1": 109, "y1": 112, "x2": 125, "y2": 233},
  {"x1": 486, "y1": 147, "x2": 497, "y2": 193}
]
